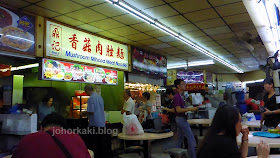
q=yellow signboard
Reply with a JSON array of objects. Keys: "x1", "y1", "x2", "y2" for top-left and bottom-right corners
[{"x1": 45, "y1": 20, "x2": 129, "y2": 71}]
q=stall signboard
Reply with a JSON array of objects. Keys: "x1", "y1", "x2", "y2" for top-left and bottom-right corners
[
  {"x1": 45, "y1": 20, "x2": 128, "y2": 71},
  {"x1": 186, "y1": 83, "x2": 206, "y2": 91},
  {"x1": 177, "y1": 71, "x2": 204, "y2": 84},
  {"x1": 0, "y1": 6, "x2": 35, "y2": 55},
  {"x1": 42, "y1": 58, "x2": 118, "y2": 85},
  {"x1": 132, "y1": 47, "x2": 167, "y2": 78}
]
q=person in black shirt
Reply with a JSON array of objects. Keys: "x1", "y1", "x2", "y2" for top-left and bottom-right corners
[
  {"x1": 197, "y1": 105, "x2": 270, "y2": 158},
  {"x1": 261, "y1": 78, "x2": 280, "y2": 130}
]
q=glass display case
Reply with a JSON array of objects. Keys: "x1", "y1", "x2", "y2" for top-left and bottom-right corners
[{"x1": 70, "y1": 96, "x2": 89, "y2": 118}]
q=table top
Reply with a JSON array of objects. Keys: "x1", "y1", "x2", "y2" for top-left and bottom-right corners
[
  {"x1": 187, "y1": 119, "x2": 212, "y2": 125},
  {"x1": 237, "y1": 132, "x2": 280, "y2": 148},
  {"x1": 242, "y1": 121, "x2": 261, "y2": 128},
  {"x1": 247, "y1": 155, "x2": 280, "y2": 158},
  {"x1": 118, "y1": 132, "x2": 173, "y2": 140}
]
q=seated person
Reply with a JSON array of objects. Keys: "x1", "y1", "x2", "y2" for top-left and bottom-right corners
[
  {"x1": 38, "y1": 96, "x2": 55, "y2": 122},
  {"x1": 12, "y1": 113, "x2": 90, "y2": 158},
  {"x1": 197, "y1": 104, "x2": 270, "y2": 158}
]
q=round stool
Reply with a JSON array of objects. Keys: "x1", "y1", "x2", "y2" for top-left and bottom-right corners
[
  {"x1": 167, "y1": 148, "x2": 188, "y2": 158},
  {"x1": 119, "y1": 153, "x2": 141, "y2": 158},
  {"x1": 152, "y1": 153, "x2": 171, "y2": 158}
]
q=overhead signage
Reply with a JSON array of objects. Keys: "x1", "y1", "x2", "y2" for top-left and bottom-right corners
[
  {"x1": 177, "y1": 71, "x2": 204, "y2": 84},
  {"x1": 132, "y1": 47, "x2": 167, "y2": 78},
  {"x1": 45, "y1": 20, "x2": 129, "y2": 71},
  {"x1": 42, "y1": 58, "x2": 118, "y2": 85},
  {"x1": 0, "y1": 6, "x2": 35, "y2": 55}
]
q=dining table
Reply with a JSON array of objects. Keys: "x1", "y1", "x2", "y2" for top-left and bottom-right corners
[
  {"x1": 187, "y1": 119, "x2": 212, "y2": 136},
  {"x1": 237, "y1": 131, "x2": 280, "y2": 148},
  {"x1": 118, "y1": 132, "x2": 173, "y2": 158}
]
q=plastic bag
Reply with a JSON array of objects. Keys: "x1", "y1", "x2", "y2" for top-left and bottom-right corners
[
  {"x1": 191, "y1": 93, "x2": 203, "y2": 105},
  {"x1": 123, "y1": 113, "x2": 144, "y2": 135},
  {"x1": 243, "y1": 112, "x2": 256, "y2": 121}
]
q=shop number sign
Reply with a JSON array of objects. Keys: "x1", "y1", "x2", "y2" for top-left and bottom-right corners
[{"x1": 45, "y1": 20, "x2": 128, "y2": 71}]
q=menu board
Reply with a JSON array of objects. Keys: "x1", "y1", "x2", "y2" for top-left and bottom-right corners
[
  {"x1": 45, "y1": 20, "x2": 128, "y2": 71},
  {"x1": 0, "y1": 6, "x2": 35, "y2": 55},
  {"x1": 132, "y1": 47, "x2": 167, "y2": 78},
  {"x1": 177, "y1": 71, "x2": 204, "y2": 84},
  {"x1": 42, "y1": 59, "x2": 118, "y2": 85}
]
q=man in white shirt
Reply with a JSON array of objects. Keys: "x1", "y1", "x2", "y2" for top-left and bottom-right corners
[{"x1": 121, "y1": 89, "x2": 135, "y2": 115}]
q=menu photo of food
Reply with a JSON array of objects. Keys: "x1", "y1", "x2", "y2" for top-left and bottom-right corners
[
  {"x1": 0, "y1": 6, "x2": 35, "y2": 53},
  {"x1": 43, "y1": 60, "x2": 65, "y2": 80},
  {"x1": 42, "y1": 59, "x2": 118, "y2": 85}
]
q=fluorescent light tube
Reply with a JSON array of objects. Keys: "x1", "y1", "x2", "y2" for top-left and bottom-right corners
[
  {"x1": 11, "y1": 63, "x2": 39, "y2": 71},
  {"x1": 118, "y1": 2, "x2": 155, "y2": 23}
]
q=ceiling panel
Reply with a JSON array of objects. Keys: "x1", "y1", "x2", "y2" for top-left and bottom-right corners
[
  {"x1": 124, "y1": 33, "x2": 152, "y2": 41},
  {"x1": 195, "y1": 18, "x2": 226, "y2": 29},
  {"x1": 25, "y1": 0, "x2": 42, "y2": 3},
  {"x1": 210, "y1": 32, "x2": 235, "y2": 40},
  {"x1": 66, "y1": 8, "x2": 107, "y2": 23},
  {"x1": 90, "y1": 19, "x2": 125, "y2": 30},
  {"x1": 224, "y1": 13, "x2": 251, "y2": 25},
  {"x1": 108, "y1": 27, "x2": 140, "y2": 36},
  {"x1": 170, "y1": 0, "x2": 211, "y2": 13},
  {"x1": 157, "y1": 36, "x2": 178, "y2": 42},
  {"x1": 77, "y1": 24, "x2": 103, "y2": 33},
  {"x1": 200, "y1": 41, "x2": 219, "y2": 47},
  {"x1": 139, "y1": 38, "x2": 162, "y2": 45},
  {"x1": 130, "y1": 23, "x2": 157, "y2": 32},
  {"x1": 37, "y1": 0, "x2": 84, "y2": 14},
  {"x1": 90, "y1": 3, "x2": 127, "y2": 17},
  {"x1": 146, "y1": 30, "x2": 169, "y2": 38},
  {"x1": 216, "y1": 38, "x2": 232, "y2": 45},
  {"x1": 204, "y1": 26, "x2": 231, "y2": 35},
  {"x1": 149, "y1": 43, "x2": 172, "y2": 49},
  {"x1": 159, "y1": 15, "x2": 190, "y2": 27},
  {"x1": 1, "y1": 0, "x2": 30, "y2": 9},
  {"x1": 215, "y1": 2, "x2": 247, "y2": 17},
  {"x1": 182, "y1": 30, "x2": 207, "y2": 38},
  {"x1": 113, "y1": 37, "x2": 132, "y2": 43},
  {"x1": 143, "y1": 5, "x2": 178, "y2": 19},
  {"x1": 23, "y1": 5, "x2": 60, "y2": 18},
  {"x1": 193, "y1": 36, "x2": 213, "y2": 43},
  {"x1": 161, "y1": 47, "x2": 179, "y2": 52},
  {"x1": 229, "y1": 21, "x2": 256, "y2": 32},
  {"x1": 112, "y1": 14, "x2": 143, "y2": 25},
  {"x1": 96, "y1": 31, "x2": 120, "y2": 39},
  {"x1": 125, "y1": 0, "x2": 165, "y2": 10},
  {"x1": 52, "y1": 16, "x2": 84, "y2": 26},
  {"x1": 184, "y1": 8, "x2": 219, "y2": 23},
  {"x1": 71, "y1": 0, "x2": 105, "y2": 7},
  {"x1": 208, "y1": 0, "x2": 242, "y2": 7},
  {"x1": 171, "y1": 24, "x2": 198, "y2": 33},
  {"x1": 167, "y1": 41, "x2": 185, "y2": 47}
]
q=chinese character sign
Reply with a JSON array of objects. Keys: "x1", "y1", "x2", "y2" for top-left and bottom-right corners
[
  {"x1": 50, "y1": 24, "x2": 62, "y2": 56},
  {"x1": 46, "y1": 20, "x2": 129, "y2": 71}
]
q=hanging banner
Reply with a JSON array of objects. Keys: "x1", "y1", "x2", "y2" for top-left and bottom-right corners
[
  {"x1": 42, "y1": 58, "x2": 118, "y2": 85},
  {"x1": 0, "y1": 6, "x2": 35, "y2": 55},
  {"x1": 132, "y1": 47, "x2": 167, "y2": 78},
  {"x1": 177, "y1": 71, "x2": 204, "y2": 84},
  {"x1": 45, "y1": 20, "x2": 129, "y2": 71}
]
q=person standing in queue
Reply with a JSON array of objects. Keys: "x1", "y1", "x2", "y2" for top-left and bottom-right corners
[
  {"x1": 38, "y1": 96, "x2": 55, "y2": 122},
  {"x1": 173, "y1": 79, "x2": 198, "y2": 158},
  {"x1": 81, "y1": 84, "x2": 106, "y2": 158},
  {"x1": 121, "y1": 89, "x2": 135, "y2": 115},
  {"x1": 261, "y1": 78, "x2": 280, "y2": 131}
]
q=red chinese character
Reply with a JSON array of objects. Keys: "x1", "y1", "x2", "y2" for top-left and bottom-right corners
[
  {"x1": 96, "y1": 41, "x2": 102, "y2": 55},
  {"x1": 106, "y1": 45, "x2": 114, "y2": 57},
  {"x1": 52, "y1": 28, "x2": 60, "y2": 39},
  {"x1": 116, "y1": 47, "x2": 124, "y2": 59},
  {"x1": 83, "y1": 38, "x2": 91, "y2": 53},
  {"x1": 69, "y1": 34, "x2": 79, "y2": 50},
  {"x1": 51, "y1": 41, "x2": 60, "y2": 51}
]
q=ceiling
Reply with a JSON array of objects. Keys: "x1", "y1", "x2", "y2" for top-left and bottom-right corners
[{"x1": 1, "y1": 0, "x2": 269, "y2": 73}]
